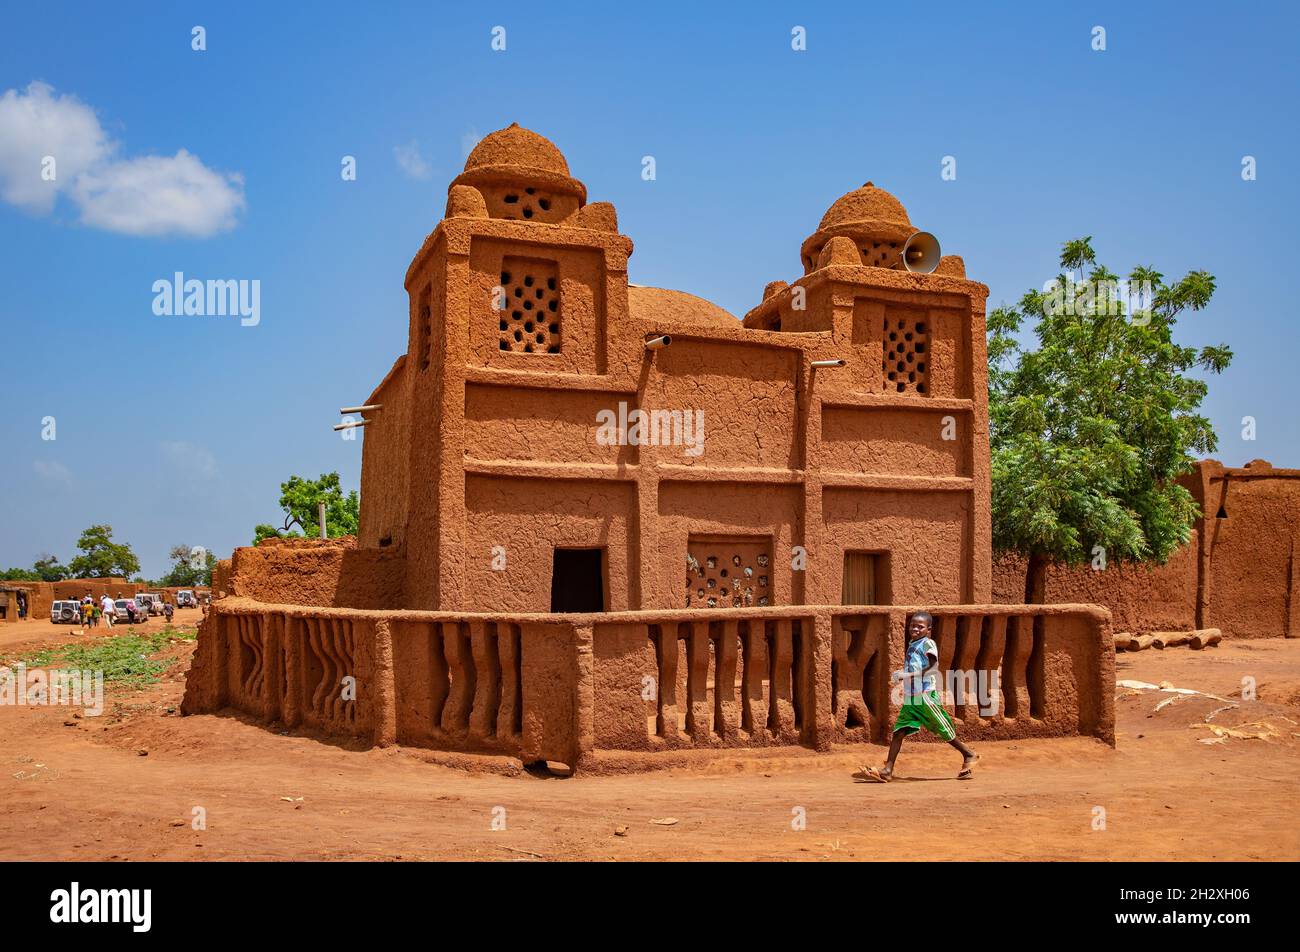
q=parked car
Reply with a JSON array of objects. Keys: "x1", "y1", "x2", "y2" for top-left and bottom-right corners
[
  {"x1": 114, "y1": 599, "x2": 137, "y2": 622},
  {"x1": 176, "y1": 590, "x2": 196, "y2": 608},
  {"x1": 138, "y1": 593, "x2": 165, "y2": 616},
  {"x1": 51, "y1": 600, "x2": 81, "y2": 624}
]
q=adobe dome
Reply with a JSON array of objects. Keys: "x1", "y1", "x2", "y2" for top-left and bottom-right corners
[
  {"x1": 800, "y1": 181, "x2": 918, "y2": 274},
  {"x1": 463, "y1": 123, "x2": 572, "y2": 177},
  {"x1": 451, "y1": 122, "x2": 587, "y2": 205},
  {"x1": 817, "y1": 182, "x2": 912, "y2": 231},
  {"x1": 628, "y1": 286, "x2": 739, "y2": 329}
]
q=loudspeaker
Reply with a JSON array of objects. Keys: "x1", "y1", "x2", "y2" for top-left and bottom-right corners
[{"x1": 902, "y1": 231, "x2": 941, "y2": 273}]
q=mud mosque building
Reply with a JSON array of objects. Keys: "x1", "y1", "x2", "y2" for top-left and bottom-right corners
[
  {"x1": 357, "y1": 123, "x2": 992, "y2": 616},
  {"x1": 182, "y1": 125, "x2": 1115, "y2": 767}
]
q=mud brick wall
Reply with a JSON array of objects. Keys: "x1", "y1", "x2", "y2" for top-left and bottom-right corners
[
  {"x1": 993, "y1": 460, "x2": 1300, "y2": 640},
  {"x1": 993, "y1": 546, "x2": 1198, "y2": 635},
  {"x1": 183, "y1": 600, "x2": 1113, "y2": 771},
  {"x1": 587, "y1": 604, "x2": 1114, "y2": 758},
  {"x1": 228, "y1": 538, "x2": 404, "y2": 609},
  {"x1": 183, "y1": 599, "x2": 584, "y2": 765},
  {"x1": 9, "y1": 579, "x2": 143, "y2": 621}
]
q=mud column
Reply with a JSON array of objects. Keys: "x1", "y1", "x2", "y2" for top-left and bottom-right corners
[
  {"x1": 521, "y1": 621, "x2": 588, "y2": 768},
  {"x1": 180, "y1": 608, "x2": 229, "y2": 715},
  {"x1": 437, "y1": 242, "x2": 472, "y2": 610},
  {"x1": 795, "y1": 352, "x2": 815, "y2": 606},
  {"x1": 966, "y1": 291, "x2": 993, "y2": 602},
  {"x1": 370, "y1": 618, "x2": 397, "y2": 747},
  {"x1": 807, "y1": 611, "x2": 835, "y2": 751}
]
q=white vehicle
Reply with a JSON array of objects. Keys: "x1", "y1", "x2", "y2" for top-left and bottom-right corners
[
  {"x1": 137, "y1": 593, "x2": 165, "y2": 616},
  {"x1": 51, "y1": 600, "x2": 82, "y2": 624},
  {"x1": 176, "y1": 590, "x2": 196, "y2": 608}
]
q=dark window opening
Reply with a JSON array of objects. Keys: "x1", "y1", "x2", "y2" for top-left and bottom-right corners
[
  {"x1": 842, "y1": 551, "x2": 891, "y2": 605},
  {"x1": 550, "y1": 548, "x2": 605, "y2": 613},
  {"x1": 1216, "y1": 502, "x2": 1228, "y2": 519}
]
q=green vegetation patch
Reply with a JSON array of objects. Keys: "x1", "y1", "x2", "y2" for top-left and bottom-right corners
[{"x1": 18, "y1": 625, "x2": 197, "y2": 686}]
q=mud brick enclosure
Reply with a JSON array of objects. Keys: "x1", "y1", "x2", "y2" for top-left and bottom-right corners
[
  {"x1": 0, "y1": 579, "x2": 210, "y2": 624},
  {"x1": 182, "y1": 124, "x2": 1115, "y2": 769},
  {"x1": 994, "y1": 459, "x2": 1300, "y2": 640}
]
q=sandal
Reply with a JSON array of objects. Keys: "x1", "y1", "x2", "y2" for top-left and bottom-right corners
[{"x1": 852, "y1": 765, "x2": 891, "y2": 783}]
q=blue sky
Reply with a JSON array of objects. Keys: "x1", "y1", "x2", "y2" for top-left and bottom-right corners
[{"x1": 1, "y1": 2, "x2": 1296, "y2": 578}]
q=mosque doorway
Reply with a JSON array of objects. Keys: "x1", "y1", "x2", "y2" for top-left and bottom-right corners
[{"x1": 550, "y1": 548, "x2": 606, "y2": 613}]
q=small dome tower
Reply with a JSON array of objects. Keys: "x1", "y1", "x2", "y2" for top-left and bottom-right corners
[
  {"x1": 450, "y1": 123, "x2": 586, "y2": 223},
  {"x1": 799, "y1": 182, "x2": 916, "y2": 274}
]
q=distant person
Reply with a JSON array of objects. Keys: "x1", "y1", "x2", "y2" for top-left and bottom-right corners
[
  {"x1": 80, "y1": 599, "x2": 93, "y2": 632},
  {"x1": 163, "y1": 601, "x2": 174, "y2": 623},
  {"x1": 853, "y1": 611, "x2": 979, "y2": 784},
  {"x1": 16, "y1": 590, "x2": 27, "y2": 620},
  {"x1": 125, "y1": 597, "x2": 137, "y2": 624},
  {"x1": 101, "y1": 593, "x2": 116, "y2": 628}
]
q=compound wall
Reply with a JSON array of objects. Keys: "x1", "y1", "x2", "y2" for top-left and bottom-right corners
[
  {"x1": 181, "y1": 598, "x2": 1115, "y2": 770},
  {"x1": 994, "y1": 459, "x2": 1300, "y2": 640}
]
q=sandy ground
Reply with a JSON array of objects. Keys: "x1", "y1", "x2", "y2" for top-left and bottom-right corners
[{"x1": 1, "y1": 615, "x2": 1298, "y2": 862}]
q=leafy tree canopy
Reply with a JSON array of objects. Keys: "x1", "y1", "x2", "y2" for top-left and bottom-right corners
[
  {"x1": 1, "y1": 553, "x2": 70, "y2": 582},
  {"x1": 158, "y1": 544, "x2": 217, "y2": 587},
  {"x1": 988, "y1": 237, "x2": 1231, "y2": 599},
  {"x1": 253, "y1": 472, "x2": 359, "y2": 544},
  {"x1": 67, "y1": 525, "x2": 141, "y2": 580},
  {"x1": 34, "y1": 554, "x2": 70, "y2": 581}
]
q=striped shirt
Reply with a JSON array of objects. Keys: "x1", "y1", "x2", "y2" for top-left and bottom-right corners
[{"x1": 903, "y1": 636, "x2": 938, "y2": 697}]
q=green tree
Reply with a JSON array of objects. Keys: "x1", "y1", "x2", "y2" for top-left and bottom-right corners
[
  {"x1": 988, "y1": 237, "x2": 1232, "y2": 602},
  {"x1": 1, "y1": 554, "x2": 68, "y2": 581},
  {"x1": 33, "y1": 554, "x2": 69, "y2": 581},
  {"x1": 66, "y1": 525, "x2": 142, "y2": 580},
  {"x1": 253, "y1": 472, "x2": 359, "y2": 544},
  {"x1": 158, "y1": 544, "x2": 217, "y2": 587}
]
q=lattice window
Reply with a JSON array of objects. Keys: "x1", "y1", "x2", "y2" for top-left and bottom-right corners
[
  {"x1": 858, "y1": 240, "x2": 901, "y2": 269},
  {"x1": 883, "y1": 313, "x2": 928, "y2": 394},
  {"x1": 499, "y1": 257, "x2": 560, "y2": 354},
  {"x1": 501, "y1": 186, "x2": 557, "y2": 221},
  {"x1": 685, "y1": 540, "x2": 772, "y2": 609}
]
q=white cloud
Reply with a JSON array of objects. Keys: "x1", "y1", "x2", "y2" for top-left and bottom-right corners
[
  {"x1": 160, "y1": 441, "x2": 217, "y2": 480},
  {"x1": 394, "y1": 140, "x2": 432, "y2": 180},
  {"x1": 0, "y1": 82, "x2": 110, "y2": 212},
  {"x1": 74, "y1": 150, "x2": 244, "y2": 237},
  {"x1": 0, "y1": 81, "x2": 244, "y2": 238},
  {"x1": 32, "y1": 459, "x2": 73, "y2": 487}
]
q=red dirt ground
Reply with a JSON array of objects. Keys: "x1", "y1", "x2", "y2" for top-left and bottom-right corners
[{"x1": 2, "y1": 616, "x2": 1297, "y2": 861}]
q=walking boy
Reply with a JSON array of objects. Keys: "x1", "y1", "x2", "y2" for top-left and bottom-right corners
[{"x1": 854, "y1": 611, "x2": 979, "y2": 782}]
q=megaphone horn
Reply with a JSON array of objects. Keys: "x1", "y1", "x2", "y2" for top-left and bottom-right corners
[{"x1": 902, "y1": 231, "x2": 941, "y2": 274}]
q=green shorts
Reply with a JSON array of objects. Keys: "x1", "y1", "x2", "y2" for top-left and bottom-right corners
[{"x1": 894, "y1": 690, "x2": 957, "y2": 741}]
